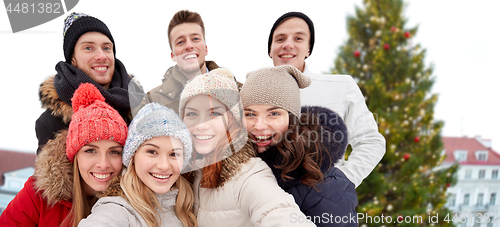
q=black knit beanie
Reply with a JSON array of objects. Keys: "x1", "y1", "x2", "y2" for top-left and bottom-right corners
[
  {"x1": 63, "y1": 13, "x2": 115, "y2": 63},
  {"x1": 268, "y1": 12, "x2": 315, "y2": 58}
]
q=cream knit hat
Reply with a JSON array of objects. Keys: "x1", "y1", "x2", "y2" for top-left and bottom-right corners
[
  {"x1": 179, "y1": 68, "x2": 242, "y2": 122},
  {"x1": 240, "y1": 65, "x2": 311, "y2": 117}
]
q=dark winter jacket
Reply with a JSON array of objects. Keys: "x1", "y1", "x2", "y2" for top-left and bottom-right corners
[
  {"x1": 0, "y1": 130, "x2": 74, "y2": 226},
  {"x1": 257, "y1": 106, "x2": 358, "y2": 227},
  {"x1": 138, "y1": 61, "x2": 243, "y2": 116},
  {"x1": 35, "y1": 60, "x2": 135, "y2": 154}
]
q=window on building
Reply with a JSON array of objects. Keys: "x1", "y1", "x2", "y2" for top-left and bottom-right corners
[
  {"x1": 454, "y1": 150, "x2": 467, "y2": 162},
  {"x1": 479, "y1": 170, "x2": 485, "y2": 179},
  {"x1": 490, "y1": 193, "x2": 496, "y2": 206},
  {"x1": 464, "y1": 194, "x2": 470, "y2": 206},
  {"x1": 492, "y1": 170, "x2": 498, "y2": 179},
  {"x1": 448, "y1": 194, "x2": 456, "y2": 207},
  {"x1": 465, "y1": 169, "x2": 472, "y2": 179},
  {"x1": 477, "y1": 193, "x2": 484, "y2": 206},
  {"x1": 475, "y1": 151, "x2": 488, "y2": 161}
]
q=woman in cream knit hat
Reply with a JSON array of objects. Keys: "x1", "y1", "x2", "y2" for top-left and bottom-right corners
[
  {"x1": 179, "y1": 68, "x2": 314, "y2": 227},
  {"x1": 241, "y1": 65, "x2": 358, "y2": 227}
]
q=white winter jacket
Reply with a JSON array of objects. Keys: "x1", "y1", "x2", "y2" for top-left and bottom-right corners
[
  {"x1": 300, "y1": 63, "x2": 386, "y2": 188},
  {"x1": 193, "y1": 156, "x2": 315, "y2": 227}
]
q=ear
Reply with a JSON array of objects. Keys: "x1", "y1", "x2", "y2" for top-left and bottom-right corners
[
  {"x1": 171, "y1": 52, "x2": 176, "y2": 62},
  {"x1": 71, "y1": 56, "x2": 77, "y2": 66}
]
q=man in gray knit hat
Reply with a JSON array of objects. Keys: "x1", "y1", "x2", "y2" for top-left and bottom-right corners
[{"x1": 268, "y1": 11, "x2": 386, "y2": 188}]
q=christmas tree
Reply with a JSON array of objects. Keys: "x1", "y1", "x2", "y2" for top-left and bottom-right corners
[{"x1": 332, "y1": 0, "x2": 458, "y2": 226}]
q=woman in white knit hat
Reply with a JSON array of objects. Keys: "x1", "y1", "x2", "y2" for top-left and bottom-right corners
[
  {"x1": 79, "y1": 103, "x2": 196, "y2": 227},
  {"x1": 179, "y1": 68, "x2": 314, "y2": 227},
  {"x1": 241, "y1": 65, "x2": 358, "y2": 227}
]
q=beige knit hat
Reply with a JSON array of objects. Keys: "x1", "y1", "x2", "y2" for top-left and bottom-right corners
[
  {"x1": 240, "y1": 65, "x2": 311, "y2": 117},
  {"x1": 179, "y1": 68, "x2": 243, "y2": 122}
]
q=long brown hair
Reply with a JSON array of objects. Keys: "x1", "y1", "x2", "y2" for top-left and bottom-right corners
[
  {"x1": 187, "y1": 112, "x2": 244, "y2": 189},
  {"x1": 121, "y1": 158, "x2": 197, "y2": 227},
  {"x1": 61, "y1": 156, "x2": 98, "y2": 227},
  {"x1": 274, "y1": 113, "x2": 331, "y2": 186}
]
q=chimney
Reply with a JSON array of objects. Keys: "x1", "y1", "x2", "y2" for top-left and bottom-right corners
[{"x1": 475, "y1": 135, "x2": 492, "y2": 148}]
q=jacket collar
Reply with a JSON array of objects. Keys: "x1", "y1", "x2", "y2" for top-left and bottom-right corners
[
  {"x1": 33, "y1": 129, "x2": 74, "y2": 205},
  {"x1": 39, "y1": 76, "x2": 73, "y2": 124}
]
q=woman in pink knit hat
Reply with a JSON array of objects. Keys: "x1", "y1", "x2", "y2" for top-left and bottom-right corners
[{"x1": 0, "y1": 83, "x2": 128, "y2": 227}]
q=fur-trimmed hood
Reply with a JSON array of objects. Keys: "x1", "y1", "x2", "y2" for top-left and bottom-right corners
[
  {"x1": 39, "y1": 75, "x2": 73, "y2": 124},
  {"x1": 257, "y1": 106, "x2": 348, "y2": 190},
  {"x1": 33, "y1": 129, "x2": 74, "y2": 205}
]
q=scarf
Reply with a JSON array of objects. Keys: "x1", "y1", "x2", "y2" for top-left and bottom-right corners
[{"x1": 54, "y1": 59, "x2": 131, "y2": 112}]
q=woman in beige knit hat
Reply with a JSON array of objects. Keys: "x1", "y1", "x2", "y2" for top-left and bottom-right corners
[
  {"x1": 179, "y1": 68, "x2": 314, "y2": 227},
  {"x1": 241, "y1": 65, "x2": 359, "y2": 227}
]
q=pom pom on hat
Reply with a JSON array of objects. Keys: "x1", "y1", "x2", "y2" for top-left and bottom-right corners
[
  {"x1": 70, "y1": 82, "x2": 106, "y2": 113},
  {"x1": 66, "y1": 83, "x2": 128, "y2": 162}
]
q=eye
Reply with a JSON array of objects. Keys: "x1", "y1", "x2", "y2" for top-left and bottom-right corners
[
  {"x1": 176, "y1": 40, "x2": 184, "y2": 46},
  {"x1": 84, "y1": 46, "x2": 92, "y2": 51},
  {"x1": 110, "y1": 150, "x2": 122, "y2": 155},
  {"x1": 147, "y1": 149, "x2": 157, "y2": 155},
  {"x1": 270, "y1": 112, "x2": 281, "y2": 116},
  {"x1": 103, "y1": 46, "x2": 112, "y2": 51},
  {"x1": 171, "y1": 151, "x2": 183, "y2": 157},
  {"x1": 244, "y1": 112, "x2": 256, "y2": 117},
  {"x1": 211, "y1": 111, "x2": 222, "y2": 117},
  {"x1": 85, "y1": 149, "x2": 96, "y2": 154},
  {"x1": 185, "y1": 112, "x2": 197, "y2": 117}
]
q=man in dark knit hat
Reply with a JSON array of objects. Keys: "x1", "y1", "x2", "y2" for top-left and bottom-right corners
[
  {"x1": 35, "y1": 12, "x2": 136, "y2": 154},
  {"x1": 138, "y1": 10, "x2": 242, "y2": 116},
  {"x1": 268, "y1": 12, "x2": 386, "y2": 189}
]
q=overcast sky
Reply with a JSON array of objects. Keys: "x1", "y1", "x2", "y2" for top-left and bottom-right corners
[{"x1": 1, "y1": 0, "x2": 499, "y2": 153}]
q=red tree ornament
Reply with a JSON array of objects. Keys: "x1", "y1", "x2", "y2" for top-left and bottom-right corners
[
  {"x1": 383, "y1": 44, "x2": 390, "y2": 50},
  {"x1": 390, "y1": 26, "x2": 397, "y2": 32},
  {"x1": 414, "y1": 136, "x2": 420, "y2": 143},
  {"x1": 354, "y1": 50, "x2": 360, "y2": 57},
  {"x1": 398, "y1": 215, "x2": 404, "y2": 222},
  {"x1": 446, "y1": 183, "x2": 451, "y2": 188},
  {"x1": 404, "y1": 153, "x2": 410, "y2": 161},
  {"x1": 404, "y1": 31, "x2": 411, "y2": 38}
]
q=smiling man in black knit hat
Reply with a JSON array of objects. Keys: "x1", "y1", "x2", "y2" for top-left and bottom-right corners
[
  {"x1": 268, "y1": 11, "x2": 386, "y2": 189},
  {"x1": 35, "y1": 12, "x2": 136, "y2": 154}
]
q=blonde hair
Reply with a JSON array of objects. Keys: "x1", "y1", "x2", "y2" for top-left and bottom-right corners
[
  {"x1": 61, "y1": 156, "x2": 98, "y2": 227},
  {"x1": 120, "y1": 158, "x2": 197, "y2": 227}
]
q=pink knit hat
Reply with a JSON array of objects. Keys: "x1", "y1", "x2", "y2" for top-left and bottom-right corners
[{"x1": 66, "y1": 83, "x2": 128, "y2": 162}]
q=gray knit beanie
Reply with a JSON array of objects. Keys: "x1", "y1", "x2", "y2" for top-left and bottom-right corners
[
  {"x1": 240, "y1": 65, "x2": 311, "y2": 118},
  {"x1": 123, "y1": 103, "x2": 192, "y2": 173}
]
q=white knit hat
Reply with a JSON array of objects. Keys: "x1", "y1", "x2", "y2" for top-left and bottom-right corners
[{"x1": 123, "y1": 103, "x2": 192, "y2": 173}]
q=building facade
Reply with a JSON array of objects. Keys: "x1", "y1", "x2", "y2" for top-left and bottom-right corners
[{"x1": 442, "y1": 136, "x2": 500, "y2": 227}]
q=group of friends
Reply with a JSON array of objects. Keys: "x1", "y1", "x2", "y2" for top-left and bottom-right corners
[{"x1": 0, "y1": 9, "x2": 385, "y2": 227}]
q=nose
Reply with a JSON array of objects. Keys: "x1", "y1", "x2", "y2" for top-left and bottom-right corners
[
  {"x1": 156, "y1": 155, "x2": 171, "y2": 171},
  {"x1": 252, "y1": 116, "x2": 268, "y2": 131},
  {"x1": 184, "y1": 39, "x2": 194, "y2": 51},
  {"x1": 94, "y1": 48, "x2": 107, "y2": 61},
  {"x1": 195, "y1": 119, "x2": 210, "y2": 131},
  {"x1": 96, "y1": 153, "x2": 111, "y2": 169},
  {"x1": 282, "y1": 37, "x2": 294, "y2": 49}
]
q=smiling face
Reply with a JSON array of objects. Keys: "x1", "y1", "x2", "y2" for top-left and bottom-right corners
[
  {"x1": 269, "y1": 17, "x2": 310, "y2": 72},
  {"x1": 134, "y1": 136, "x2": 183, "y2": 194},
  {"x1": 244, "y1": 105, "x2": 289, "y2": 153},
  {"x1": 170, "y1": 23, "x2": 208, "y2": 80},
  {"x1": 182, "y1": 95, "x2": 229, "y2": 155},
  {"x1": 72, "y1": 32, "x2": 115, "y2": 90},
  {"x1": 76, "y1": 139, "x2": 123, "y2": 195}
]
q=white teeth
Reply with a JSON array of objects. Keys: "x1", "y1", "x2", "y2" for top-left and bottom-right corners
[
  {"x1": 255, "y1": 135, "x2": 272, "y2": 140},
  {"x1": 194, "y1": 135, "x2": 215, "y2": 140},
  {"x1": 184, "y1": 54, "x2": 197, "y2": 60},
  {"x1": 94, "y1": 67, "x2": 107, "y2": 71},
  {"x1": 281, "y1": 55, "x2": 294, "y2": 58},
  {"x1": 93, "y1": 173, "x2": 111, "y2": 179},
  {"x1": 151, "y1": 173, "x2": 171, "y2": 179}
]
